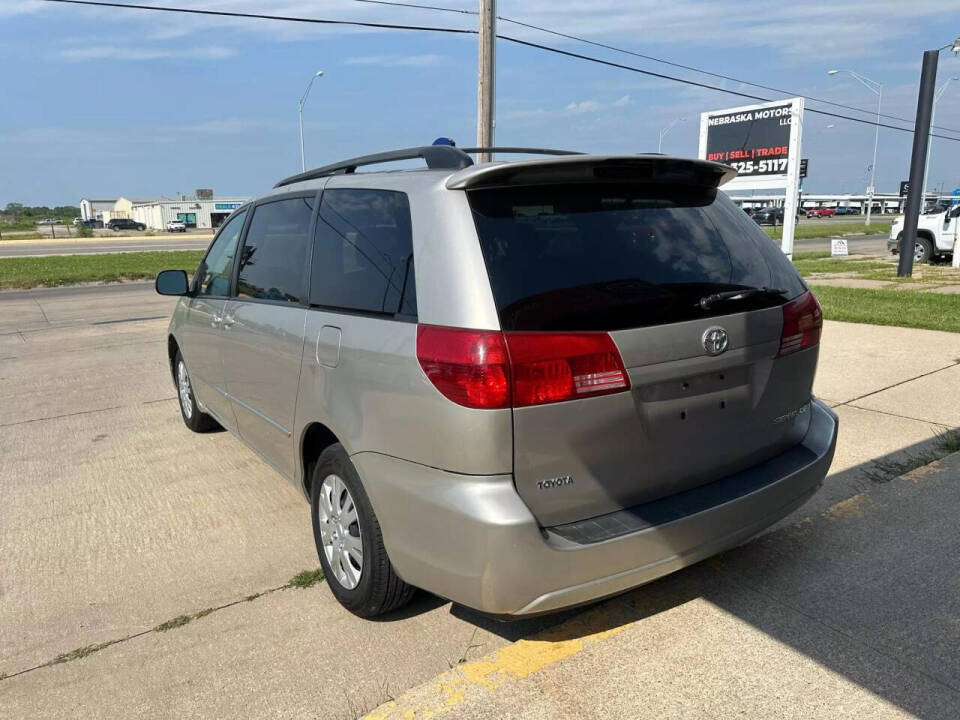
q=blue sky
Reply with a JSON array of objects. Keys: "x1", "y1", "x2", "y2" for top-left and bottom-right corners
[{"x1": 1, "y1": 0, "x2": 958, "y2": 205}]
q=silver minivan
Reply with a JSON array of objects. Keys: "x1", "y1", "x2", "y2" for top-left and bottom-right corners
[{"x1": 156, "y1": 146, "x2": 838, "y2": 618}]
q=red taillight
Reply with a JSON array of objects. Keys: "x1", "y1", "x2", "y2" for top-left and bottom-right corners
[
  {"x1": 504, "y1": 332, "x2": 629, "y2": 407},
  {"x1": 416, "y1": 326, "x2": 630, "y2": 409},
  {"x1": 416, "y1": 326, "x2": 510, "y2": 409},
  {"x1": 779, "y1": 290, "x2": 823, "y2": 356}
]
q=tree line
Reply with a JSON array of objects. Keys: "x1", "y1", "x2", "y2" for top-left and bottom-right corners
[{"x1": 2, "y1": 203, "x2": 81, "y2": 222}]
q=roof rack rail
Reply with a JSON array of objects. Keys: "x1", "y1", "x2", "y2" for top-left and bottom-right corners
[
  {"x1": 460, "y1": 147, "x2": 583, "y2": 156},
  {"x1": 274, "y1": 145, "x2": 473, "y2": 188}
]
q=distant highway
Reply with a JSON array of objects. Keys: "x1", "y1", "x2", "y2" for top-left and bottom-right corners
[
  {"x1": 0, "y1": 234, "x2": 212, "y2": 258},
  {"x1": 0, "y1": 231, "x2": 889, "y2": 259}
]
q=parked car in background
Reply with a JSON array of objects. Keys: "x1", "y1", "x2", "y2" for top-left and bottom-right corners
[
  {"x1": 155, "y1": 146, "x2": 837, "y2": 619},
  {"x1": 806, "y1": 207, "x2": 836, "y2": 218},
  {"x1": 108, "y1": 218, "x2": 146, "y2": 231},
  {"x1": 82, "y1": 219, "x2": 104, "y2": 229},
  {"x1": 72, "y1": 217, "x2": 82, "y2": 226},
  {"x1": 834, "y1": 206, "x2": 859, "y2": 216},
  {"x1": 166, "y1": 219, "x2": 187, "y2": 232},
  {"x1": 753, "y1": 207, "x2": 785, "y2": 225},
  {"x1": 889, "y1": 204, "x2": 960, "y2": 263},
  {"x1": 36, "y1": 217, "x2": 58, "y2": 225}
]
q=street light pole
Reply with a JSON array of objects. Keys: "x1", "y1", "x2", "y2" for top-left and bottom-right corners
[
  {"x1": 828, "y1": 69, "x2": 883, "y2": 225},
  {"x1": 921, "y1": 76, "x2": 958, "y2": 210},
  {"x1": 298, "y1": 70, "x2": 324, "y2": 173},
  {"x1": 658, "y1": 117, "x2": 685, "y2": 153}
]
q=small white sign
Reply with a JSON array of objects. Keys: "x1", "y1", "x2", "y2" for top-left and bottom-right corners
[{"x1": 831, "y1": 237, "x2": 849, "y2": 257}]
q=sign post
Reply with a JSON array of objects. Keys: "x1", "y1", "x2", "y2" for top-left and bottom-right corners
[{"x1": 698, "y1": 97, "x2": 804, "y2": 258}]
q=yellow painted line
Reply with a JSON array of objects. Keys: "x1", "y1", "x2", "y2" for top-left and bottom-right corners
[
  {"x1": 363, "y1": 603, "x2": 632, "y2": 720},
  {"x1": 364, "y1": 473, "x2": 922, "y2": 720}
]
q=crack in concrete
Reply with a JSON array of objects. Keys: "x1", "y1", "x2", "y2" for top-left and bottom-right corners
[
  {"x1": 835, "y1": 360, "x2": 960, "y2": 408},
  {"x1": 0, "y1": 570, "x2": 324, "y2": 682},
  {"x1": 845, "y1": 402, "x2": 955, "y2": 428}
]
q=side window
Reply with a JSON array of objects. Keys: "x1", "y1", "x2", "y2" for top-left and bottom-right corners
[
  {"x1": 311, "y1": 189, "x2": 416, "y2": 316},
  {"x1": 196, "y1": 209, "x2": 246, "y2": 297},
  {"x1": 236, "y1": 196, "x2": 315, "y2": 304}
]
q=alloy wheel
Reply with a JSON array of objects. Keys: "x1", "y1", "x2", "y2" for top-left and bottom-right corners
[
  {"x1": 316, "y1": 474, "x2": 363, "y2": 589},
  {"x1": 177, "y1": 360, "x2": 194, "y2": 420}
]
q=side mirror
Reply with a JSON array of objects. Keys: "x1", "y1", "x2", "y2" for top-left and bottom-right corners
[{"x1": 155, "y1": 269, "x2": 190, "y2": 296}]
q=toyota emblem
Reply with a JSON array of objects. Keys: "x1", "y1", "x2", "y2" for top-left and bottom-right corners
[{"x1": 702, "y1": 326, "x2": 729, "y2": 356}]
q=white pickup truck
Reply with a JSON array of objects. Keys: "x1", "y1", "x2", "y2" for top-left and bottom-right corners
[{"x1": 889, "y1": 204, "x2": 960, "y2": 263}]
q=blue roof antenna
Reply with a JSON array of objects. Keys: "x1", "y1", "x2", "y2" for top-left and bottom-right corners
[{"x1": 432, "y1": 137, "x2": 456, "y2": 146}]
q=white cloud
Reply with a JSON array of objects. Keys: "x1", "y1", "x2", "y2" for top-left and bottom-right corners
[
  {"x1": 566, "y1": 99, "x2": 602, "y2": 114},
  {"x1": 342, "y1": 54, "x2": 448, "y2": 67},
  {"x1": 565, "y1": 95, "x2": 631, "y2": 114},
  {"x1": 57, "y1": 45, "x2": 235, "y2": 61}
]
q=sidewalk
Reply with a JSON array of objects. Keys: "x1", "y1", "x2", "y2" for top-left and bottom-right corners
[{"x1": 2, "y1": 312, "x2": 959, "y2": 719}]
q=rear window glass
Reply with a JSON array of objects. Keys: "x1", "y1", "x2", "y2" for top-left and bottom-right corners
[{"x1": 468, "y1": 183, "x2": 806, "y2": 331}]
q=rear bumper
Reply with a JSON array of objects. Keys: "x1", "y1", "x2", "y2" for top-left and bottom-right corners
[{"x1": 354, "y1": 398, "x2": 838, "y2": 616}]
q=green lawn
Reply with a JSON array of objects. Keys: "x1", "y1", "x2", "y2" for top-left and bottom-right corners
[
  {"x1": 810, "y1": 284, "x2": 960, "y2": 334},
  {"x1": 0, "y1": 250, "x2": 203, "y2": 290},
  {"x1": 763, "y1": 221, "x2": 891, "y2": 240}
]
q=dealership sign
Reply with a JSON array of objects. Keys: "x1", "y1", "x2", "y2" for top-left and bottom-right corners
[
  {"x1": 215, "y1": 202, "x2": 243, "y2": 211},
  {"x1": 699, "y1": 97, "x2": 804, "y2": 257}
]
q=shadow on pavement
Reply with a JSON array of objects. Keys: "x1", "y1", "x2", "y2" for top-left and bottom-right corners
[{"x1": 441, "y1": 435, "x2": 960, "y2": 718}]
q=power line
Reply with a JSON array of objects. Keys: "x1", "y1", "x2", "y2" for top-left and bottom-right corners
[
  {"x1": 495, "y1": 15, "x2": 960, "y2": 136},
  {"x1": 344, "y1": 0, "x2": 960, "y2": 135},
  {"x1": 499, "y1": 34, "x2": 960, "y2": 143},
  {"x1": 42, "y1": 0, "x2": 476, "y2": 35},
  {"x1": 41, "y1": 0, "x2": 960, "y2": 143},
  {"x1": 352, "y1": 0, "x2": 473, "y2": 16}
]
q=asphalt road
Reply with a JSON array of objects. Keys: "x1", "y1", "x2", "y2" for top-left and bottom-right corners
[
  {"x1": 0, "y1": 232, "x2": 889, "y2": 259},
  {"x1": 794, "y1": 232, "x2": 888, "y2": 254},
  {"x1": 0, "y1": 234, "x2": 212, "y2": 257},
  {"x1": 3, "y1": 283, "x2": 959, "y2": 718}
]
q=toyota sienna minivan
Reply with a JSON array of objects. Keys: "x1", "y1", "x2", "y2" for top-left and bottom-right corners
[{"x1": 155, "y1": 146, "x2": 838, "y2": 618}]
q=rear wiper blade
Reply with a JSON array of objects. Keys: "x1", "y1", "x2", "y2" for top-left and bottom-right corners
[{"x1": 698, "y1": 286, "x2": 787, "y2": 310}]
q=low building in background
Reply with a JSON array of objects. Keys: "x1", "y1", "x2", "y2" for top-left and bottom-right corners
[
  {"x1": 79, "y1": 193, "x2": 249, "y2": 230},
  {"x1": 130, "y1": 197, "x2": 248, "y2": 230}
]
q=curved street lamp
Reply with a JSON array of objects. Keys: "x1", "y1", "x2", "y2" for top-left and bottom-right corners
[
  {"x1": 298, "y1": 70, "x2": 325, "y2": 172},
  {"x1": 921, "y1": 76, "x2": 959, "y2": 207},
  {"x1": 657, "y1": 116, "x2": 686, "y2": 153},
  {"x1": 828, "y1": 69, "x2": 883, "y2": 225}
]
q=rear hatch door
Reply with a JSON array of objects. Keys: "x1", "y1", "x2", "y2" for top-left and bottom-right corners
[{"x1": 467, "y1": 169, "x2": 816, "y2": 526}]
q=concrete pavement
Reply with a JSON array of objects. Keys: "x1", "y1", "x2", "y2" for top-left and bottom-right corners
[{"x1": 2, "y1": 283, "x2": 959, "y2": 718}]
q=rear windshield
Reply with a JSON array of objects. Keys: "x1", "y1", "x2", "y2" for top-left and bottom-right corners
[{"x1": 468, "y1": 182, "x2": 806, "y2": 332}]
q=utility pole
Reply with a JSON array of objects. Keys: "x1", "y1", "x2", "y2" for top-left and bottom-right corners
[
  {"x1": 898, "y1": 50, "x2": 939, "y2": 277},
  {"x1": 476, "y1": 0, "x2": 496, "y2": 163}
]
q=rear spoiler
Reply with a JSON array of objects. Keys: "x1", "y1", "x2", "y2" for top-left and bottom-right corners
[{"x1": 444, "y1": 154, "x2": 736, "y2": 191}]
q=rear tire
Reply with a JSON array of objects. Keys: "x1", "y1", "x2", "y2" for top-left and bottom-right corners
[
  {"x1": 310, "y1": 444, "x2": 415, "y2": 618},
  {"x1": 174, "y1": 351, "x2": 219, "y2": 432}
]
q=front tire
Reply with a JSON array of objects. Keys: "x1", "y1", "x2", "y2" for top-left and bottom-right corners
[
  {"x1": 310, "y1": 444, "x2": 415, "y2": 617},
  {"x1": 174, "y1": 351, "x2": 219, "y2": 432}
]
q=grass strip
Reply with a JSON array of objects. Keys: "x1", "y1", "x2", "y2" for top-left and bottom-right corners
[
  {"x1": 0, "y1": 250, "x2": 204, "y2": 290},
  {"x1": 763, "y1": 221, "x2": 890, "y2": 240},
  {"x1": 810, "y1": 284, "x2": 960, "y2": 334}
]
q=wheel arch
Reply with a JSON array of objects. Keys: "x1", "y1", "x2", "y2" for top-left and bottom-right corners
[
  {"x1": 167, "y1": 334, "x2": 180, "y2": 384},
  {"x1": 299, "y1": 422, "x2": 343, "y2": 498}
]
